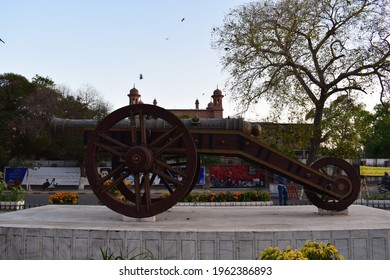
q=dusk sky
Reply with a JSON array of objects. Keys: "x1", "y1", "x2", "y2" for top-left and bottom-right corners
[
  {"x1": 1, "y1": 0, "x2": 379, "y2": 120},
  {"x1": 1, "y1": 0, "x2": 257, "y2": 118}
]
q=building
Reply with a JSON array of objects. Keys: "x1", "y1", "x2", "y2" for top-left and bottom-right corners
[{"x1": 127, "y1": 86, "x2": 224, "y2": 119}]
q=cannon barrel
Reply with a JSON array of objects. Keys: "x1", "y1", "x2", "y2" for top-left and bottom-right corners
[{"x1": 50, "y1": 117, "x2": 262, "y2": 137}]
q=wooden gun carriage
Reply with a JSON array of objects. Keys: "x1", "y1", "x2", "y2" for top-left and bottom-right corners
[{"x1": 50, "y1": 104, "x2": 360, "y2": 218}]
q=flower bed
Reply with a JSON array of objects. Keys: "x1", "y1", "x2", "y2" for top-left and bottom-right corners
[
  {"x1": 49, "y1": 192, "x2": 79, "y2": 205},
  {"x1": 179, "y1": 190, "x2": 271, "y2": 203},
  {"x1": 159, "y1": 190, "x2": 271, "y2": 204}
]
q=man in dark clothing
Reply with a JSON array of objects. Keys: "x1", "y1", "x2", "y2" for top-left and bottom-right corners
[
  {"x1": 381, "y1": 172, "x2": 390, "y2": 189},
  {"x1": 274, "y1": 174, "x2": 288, "y2": 205}
]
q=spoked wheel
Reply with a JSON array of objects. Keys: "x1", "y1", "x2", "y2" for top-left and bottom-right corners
[
  {"x1": 378, "y1": 184, "x2": 388, "y2": 194},
  {"x1": 304, "y1": 157, "x2": 360, "y2": 211},
  {"x1": 85, "y1": 104, "x2": 198, "y2": 218}
]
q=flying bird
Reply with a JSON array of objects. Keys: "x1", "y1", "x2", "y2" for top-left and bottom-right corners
[
  {"x1": 139, "y1": 74, "x2": 143, "y2": 80},
  {"x1": 0, "y1": 38, "x2": 5, "y2": 44},
  {"x1": 181, "y1": 17, "x2": 185, "y2": 22}
]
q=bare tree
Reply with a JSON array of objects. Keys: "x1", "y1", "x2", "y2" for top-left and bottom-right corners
[
  {"x1": 212, "y1": 0, "x2": 390, "y2": 163},
  {"x1": 74, "y1": 84, "x2": 112, "y2": 119},
  {"x1": 54, "y1": 84, "x2": 111, "y2": 119}
]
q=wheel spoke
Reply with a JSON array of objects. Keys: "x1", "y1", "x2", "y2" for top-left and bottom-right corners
[
  {"x1": 154, "y1": 158, "x2": 187, "y2": 178},
  {"x1": 154, "y1": 132, "x2": 185, "y2": 157},
  {"x1": 320, "y1": 194, "x2": 330, "y2": 202},
  {"x1": 134, "y1": 173, "x2": 142, "y2": 211},
  {"x1": 152, "y1": 169, "x2": 185, "y2": 187},
  {"x1": 97, "y1": 164, "x2": 125, "y2": 192},
  {"x1": 109, "y1": 172, "x2": 131, "y2": 191},
  {"x1": 143, "y1": 172, "x2": 152, "y2": 210},
  {"x1": 139, "y1": 110, "x2": 148, "y2": 146},
  {"x1": 98, "y1": 133, "x2": 129, "y2": 150},
  {"x1": 160, "y1": 177, "x2": 175, "y2": 193},
  {"x1": 319, "y1": 167, "x2": 329, "y2": 176},
  {"x1": 148, "y1": 125, "x2": 179, "y2": 148},
  {"x1": 94, "y1": 135, "x2": 127, "y2": 158},
  {"x1": 147, "y1": 165, "x2": 175, "y2": 193},
  {"x1": 130, "y1": 112, "x2": 137, "y2": 145}
]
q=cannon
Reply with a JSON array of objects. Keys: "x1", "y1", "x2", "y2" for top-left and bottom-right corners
[{"x1": 50, "y1": 104, "x2": 360, "y2": 218}]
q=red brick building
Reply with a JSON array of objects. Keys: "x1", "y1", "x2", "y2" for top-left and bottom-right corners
[{"x1": 127, "y1": 86, "x2": 224, "y2": 119}]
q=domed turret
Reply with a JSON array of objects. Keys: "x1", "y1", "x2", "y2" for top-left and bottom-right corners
[
  {"x1": 128, "y1": 85, "x2": 141, "y2": 105},
  {"x1": 211, "y1": 87, "x2": 224, "y2": 109},
  {"x1": 206, "y1": 101, "x2": 214, "y2": 110},
  {"x1": 213, "y1": 88, "x2": 223, "y2": 96}
]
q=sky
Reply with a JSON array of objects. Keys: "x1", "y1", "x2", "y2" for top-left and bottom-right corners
[
  {"x1": 0, "y1": 0, "x2": 256, "y2": 118},
  {"x1": 0, "y1": 0, "x2": 381, "y2": 121}
]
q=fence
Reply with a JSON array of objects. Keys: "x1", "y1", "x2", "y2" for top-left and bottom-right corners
[{"x1": 0, "y1": 203, "x2": 43, "y2": 212}]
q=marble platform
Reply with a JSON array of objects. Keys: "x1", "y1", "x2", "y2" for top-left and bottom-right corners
[{"x1": 0, "y1": 205, "x2": 389, "y2": 260}]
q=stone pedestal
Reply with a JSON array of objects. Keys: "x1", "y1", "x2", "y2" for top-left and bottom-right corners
[
  {"x1": 318, "y1": 208, "x2": 349, "y2": 216},
  {"x1": 0, "y1": 205, "x2": 389, "y2": 260},
  {"x1": 122, "y1": 215, "x2": 156, "y2": 222}
]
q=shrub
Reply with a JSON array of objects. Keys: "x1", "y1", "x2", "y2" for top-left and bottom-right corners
[
  {"x1": 100, "y1": 247, "x2": 154, "y2": 260},
  {"x1": 260, "y1": 241, "x2": 344, "y2": 260},
  {"x1": 0, "y1": 172, "x2": 25, "y2": 201}
]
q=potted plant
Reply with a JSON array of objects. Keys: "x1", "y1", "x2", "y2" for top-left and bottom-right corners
[{"x1": 0, "y1": 171, "x2": 25, "y2": 210}]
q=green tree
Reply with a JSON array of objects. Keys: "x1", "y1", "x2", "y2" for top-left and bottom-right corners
[
  {"x1": 212, "y1": 0, "x2": 390, "y2": 163},
  {"x1": 306, "y1": 95, "x2": 374, "y2": 159},
  {"x1": 0, "y1": 73, "x2": 112, "y2": 169},
  {"x1": 259, "y1": 122, "x2": 311, "y2": 159},
  {"x1": 364, "y1": 104, "x2": 390, "y2": 157},
  {"x1": 0, "y1": 73, "x2": 35, "y2": 167}
]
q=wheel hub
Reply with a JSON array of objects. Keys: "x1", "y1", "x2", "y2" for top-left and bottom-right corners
[{"x1": 125, "y1": 146, "x2": 153, "y2": 173}]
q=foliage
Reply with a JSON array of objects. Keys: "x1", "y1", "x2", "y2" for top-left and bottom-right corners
[
  {"x1": 0, "y1": 72, "x2": 112, "y2": 169},
  {"x1": 7, "y1": 157, "x2": 40, "y2": 169},
  {"x1": 260, "y1": 247, "x2": 307, "y2": 260},
  {"x1": 212, "y1": 0, "x2": 390, "y2": 163},
  {"x1": 260, "y1": 241, "x2": 344, "y2": 260},
  {"x1": 0, "y1": 171, "x2": 25, "y2": 201},
  {"x1": 364, "y1": 103, "x2": 390, "y2": 158},
  {"x1": 178, "y1": 190, "x2": 271, "y2": 203},
  {"x1": 99, "y1": 247, "x2": 155, "y2": 260},
  {"x1": 200, "y1": 155, "x2": 222, "y2": 165},
  {"x1": 48, "y1": 192, "x2": 79, "y2": 204},
  {"x1": 306, "y1": 95, "x2": 374, "y2": 158},
  {"x1": 366, "y1": 193, "x2": 389, "y2": 200},
  {"x1": 259, "y1": 123, "x2": 311, "y2": 159}
]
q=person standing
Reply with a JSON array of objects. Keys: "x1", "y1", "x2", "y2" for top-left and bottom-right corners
[{"x1": 274, "y1": 174, "x2": 288, "y2": 205}]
